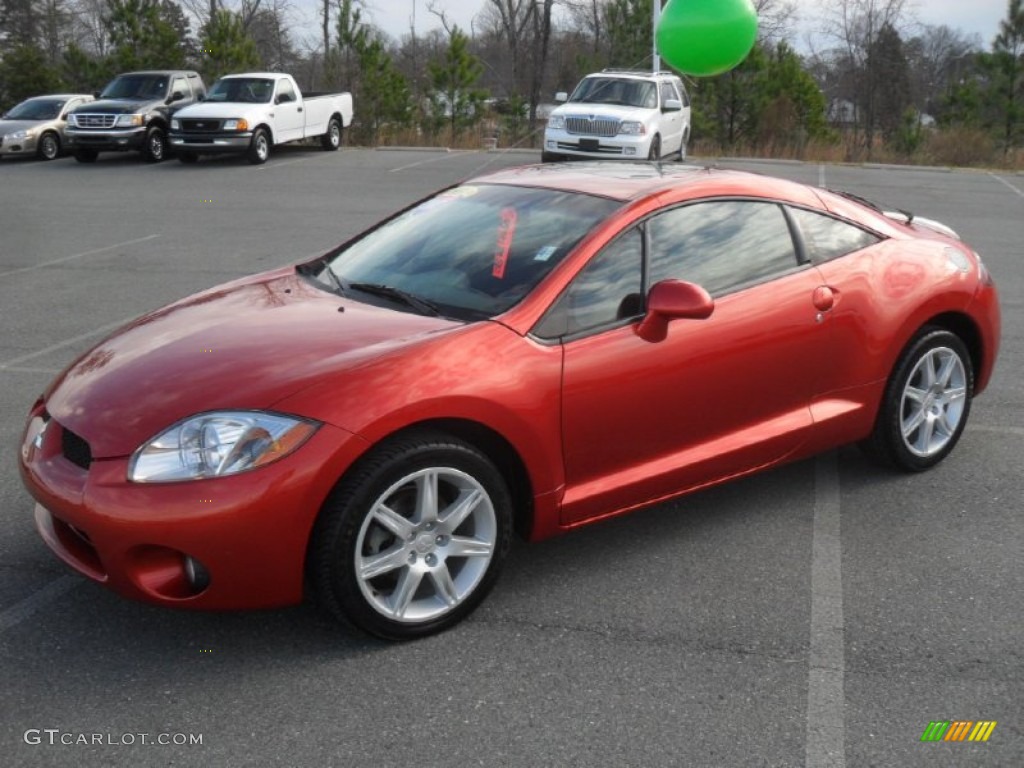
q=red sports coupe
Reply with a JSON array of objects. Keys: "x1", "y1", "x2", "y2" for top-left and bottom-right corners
[{"x1": 19, "y1": 163, "x2": 1000, "y2": 639}]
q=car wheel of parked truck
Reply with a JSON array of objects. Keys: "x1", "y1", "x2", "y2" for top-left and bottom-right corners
[
  {"x1": 321, "y1": 117, "x2": 343, "y2": 151},
  {"x1": 248, "y1": 128, "x2": 270, "y2": 164},
  {"x1": 143, "y1": 126, "x2": 167, "y2": 163}
]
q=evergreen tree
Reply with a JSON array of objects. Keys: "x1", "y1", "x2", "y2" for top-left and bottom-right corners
[
  {"x1": 427, "y1": 26, "x2": 487, "y2": 144},
  {"x1": 355, "y1": 35, "x2": 411, "y2": 144},
  {"x1": 104, "y1": 0, "x2": 187, "y2": 71},
  {"x1": 983, "y1": 0, "x2": 1024, "y2": 152},
  {"x1": 0, "y1": 43, "x2": 63, "y2": 109},
  {"x1": 200, "y1": 9, "x2": 261, "y2": 82},
  {"x1": 604, "y1": 0, "x2": 651, "y2": 69}
]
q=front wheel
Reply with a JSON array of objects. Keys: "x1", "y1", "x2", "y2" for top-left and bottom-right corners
[
  {"x1": 143, "y1": 127, "x2": 167, "y2": 162},
  {"x1": 37, "y1": 131, "x2": 60, "y2": 160},
  {"x1": 647, "y1": 134, "x2": 661, "y2": 161},
  {"x1": 860, "y1": 327, "x2": 973, "y2": 471},
  {"x1": 247, "y1": 128, "x2": 270, "y2": 164},
  {"x1": 309, "y1": 431, "x2": 513, "y2": 640},
  {"x1": 320, "y1": 117, "x2": 342, "y2": 151}
]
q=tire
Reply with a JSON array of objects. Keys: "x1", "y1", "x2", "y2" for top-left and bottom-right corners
[
  {"x1": 178, "y1": 152, "x2": 198, "y2": 164},
  {"x1": 37, "y1": 131, "x2": 60, "y2": 160},
  {"x1": 143, "y1": 126, "x2": 167, "y2": 163},
  {"x1": 541, "y1": 151, "x2": 562, "y2": 163},
  {"x1": 860, "y1": 327, "x2": 973, "y2": 472},
  {"x1": 74, "y1": 149, "x2": 98, "y2": 163},
  {"x1": 320, "y1": 117, "x2": 342, "y2": 151},
  {"x1": 247, "y1": 127, "x2": 270, "y2": 164},
  {"x1": 647, "y1": 134, "x2": 661, "y2": 161},
  {"x1": 678, "y1": 130, "x2": 690, "y2": 162},
  {"x1": 309, "y1": 431, "x2": 513, "y2": 640}
]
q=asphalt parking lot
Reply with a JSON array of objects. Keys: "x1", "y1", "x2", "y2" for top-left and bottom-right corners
[{"x1": 0, "y1": 146, "x2": 1021, "y2": 767}]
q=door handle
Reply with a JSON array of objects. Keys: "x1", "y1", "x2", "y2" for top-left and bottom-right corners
[
  {"x1": 812, "y1": 285, "x2": 835, "y2": 311},
  {"x1": 297, "y1": 107, "x2": 303, "y2": 112}
]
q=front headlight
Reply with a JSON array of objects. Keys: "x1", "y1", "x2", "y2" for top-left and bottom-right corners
[
  {"x1": 6, "y1": 129, "x2": 31, "y2": 140},
  {"x1": 129, "y1": 411, "x2": 319, "y2": 483},
  {"x1": 67, "y1": 114, "x2": 78, "y2": 127},
  {"x1": 114, "y1": 113, "x2": 144, "y2": 127},
  {"x1": 223, "y1": 118, "x2": 249, "y2": 131},
  {"x1": 618, "y1": 121, "x2": 645, "y2": 136},
  {"x1": 547, "y1": 115, "x2": 565, "y2": 131},
  {"x1": 170, "y1": 118, "x2": 180, "y2": 130}
]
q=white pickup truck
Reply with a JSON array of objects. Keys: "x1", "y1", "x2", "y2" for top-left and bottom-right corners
[{"x1": 168, "y1": 72, "x2": 353, "y2": 164}]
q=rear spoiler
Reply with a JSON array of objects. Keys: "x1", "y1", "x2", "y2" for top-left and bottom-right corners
[{"x1": 882, "y1": 210, "x2": 960, "y2": 240}]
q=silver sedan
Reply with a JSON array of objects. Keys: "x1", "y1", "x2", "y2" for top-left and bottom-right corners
[{"x1": 0, "y1": 94, "x2": 94, "y2": 160}]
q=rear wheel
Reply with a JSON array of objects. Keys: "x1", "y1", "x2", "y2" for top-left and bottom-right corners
[
  {"x1": 247, "y1": 128, "x2": 270, "y2": 164},
  {"x1": 142, "y1": 126, "x2": 167, "y2": 162},
  {"x1": 37, "y1": 131, "x2": 60, "y2": 160},
  {"x1": 647, "y1": 134, "x2": 661, "y2": 161},
  {"x1": 860, "y1": 327, "x2": 973, "y2": 471},
  {"x1": 309, "y1": 431, "x2": 513, "y2": 640},
  {"x1": 320, "y1": 117, "x2": 342, "y2": 150},
  {"x1": 74, "y1": 149, "x2": 98, "y2": 163}
]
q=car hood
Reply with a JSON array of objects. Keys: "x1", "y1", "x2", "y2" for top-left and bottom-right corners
[
  {"x1": 0, "y1": 118, "x2": 46, "y2": 134},
  {"x1": 75, "y1": 98, "x2": 162, "y2": 115},
  {"x1": 173, "y1": 102, "x2": 269, "y2": 119},
  {"x1": 44, "y1": 268, "x2": 461, "y2": 458},
  {"x1": 550, "y1": 102, "x2": 653, "y2": 122}
]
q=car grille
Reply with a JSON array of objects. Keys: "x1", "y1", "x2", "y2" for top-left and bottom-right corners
[
  {"x1": 565, "y1": 116, "x2": 620, "y2": 137},
  {"x1": 180, "y1": 119, "x2": 223, "y2": 132},
  {"x1": 74, "y1": 113, "x2": 117, "y2": 129},
  {"x1": 61, "y1": 425, "x2": 92, "y2": 470}
]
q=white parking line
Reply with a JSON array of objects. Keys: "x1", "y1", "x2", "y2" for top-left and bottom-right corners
[
  {"x1": 805, "y1": 451, "x2": 845, "y2": 768},
  {"x1": 0, "y1": 315, "x2": 137, "y2": 370},
  {"x1": 818, "y1": 164, "x2": 827, "y2": 188},
  {"x1": 389, "y1": 151, "x2": 478, "y2": 173},
  {"x1": 988, "y1": 172, "x2": 1024, "y2": 198},
  {"x1": 0, "y1": 234, "x2": 160, "y2": 278},
  {"x1": 0, "y1": 575, "x2": 80, "y2": 634}
]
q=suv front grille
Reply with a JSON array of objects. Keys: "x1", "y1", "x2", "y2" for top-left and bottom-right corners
[
  {"x1": 180, "y1": 119, "x2": 223, "y2": 132},
  {"x1": 74, "y1": 114, "x2": 117, "y2": 129},
  {"x1": 565, "y1": 116, "x2": 620, "y2": 137},
  {"x1": 61, "y1": 425, "x2": 92, "y2": 470}
]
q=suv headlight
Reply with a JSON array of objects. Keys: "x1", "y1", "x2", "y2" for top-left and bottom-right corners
[
  {"x1": 618, "y1": 121, "x2": 645, "y2": 135},
  {"x1": 547, "y1": 115, "x2": 565, "y2": 131},
  {"x1": 129, "y1": 411, "x2": 319, "y2": 483},
  {"x1": 114, "y1": 114, "x2": 144, "y2": 127},
  {"x1": 170, "y1": 118, "x2": 180, "y2": 130}
]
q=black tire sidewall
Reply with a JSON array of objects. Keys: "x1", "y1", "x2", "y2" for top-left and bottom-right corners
[
  {"x1": 144, "y1": 127, "x2": 166, "y2": 162},
  {"x1": 648, "y1": 135, "x2": 661, "y2": 160},
  {"x1": 248, "y1": 129, "x2": 269, "y2": 164},
  {"x1": 310, "y1": 434, "x2": 513, "y2": 640},
  {"x1": 875, "y1": 328, "x2": 974, "y2": 471},
  {"x1": 38, "y1": 132, "x2": 60, "y2": 160}
]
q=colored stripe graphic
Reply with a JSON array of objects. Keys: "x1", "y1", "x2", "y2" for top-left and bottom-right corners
[
  {"x1": 921, "y1": 722, "x2": 950, "y2": 741},
  {"x1": 945, "y1": 721, "x2": 973, "y2": 741},
  {"x1": 969, "y1": 722, "x2": 998, "y2": 742}
]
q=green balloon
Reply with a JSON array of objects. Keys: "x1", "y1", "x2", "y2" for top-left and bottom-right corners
[{"x1": 656, "y1": 0, "x2": 759, "y2": 77}]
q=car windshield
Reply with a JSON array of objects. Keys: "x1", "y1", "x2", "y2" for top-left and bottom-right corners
[
  {"x1": 206, "y1": 77, "x2": 274, "y2": 104},
  {"x1": 569, "y1": 77, "x2": 657, "y2": 108},
  {"x1": 318, "y1": 184, "x2": 620, "y2": 320},
  {"x1": 100, "y1": 74, "x2": 169, "y2": 100},
  {"x1": 5, "y1": 98, "x2": 65, "y2": 120}
]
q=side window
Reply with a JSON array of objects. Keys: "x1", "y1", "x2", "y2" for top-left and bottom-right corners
[
  {"x1": 534, "y1": 227, "x2": 644, "y2": 339},
  {"x1": 676, "y1": 80, "x2": 690, "y2": 107},
  {"x1": 788, "y1": 207, "x2": 881, "y2": 264},
  {"x1": 660, "y1": 82, "x2": 678, "y2": 106},
  {"x1": 648, "y1": 201, "x2": 800, "y2": 296},
  {"x1": 171, "y1": 77, "x2": 189, "y2": 100},
  {"x1": 189, "y1": 74, "x2": 206, "y2": 99},
  {"x1": 277, "y1": 79, "x2": 297, "y2": 103}
]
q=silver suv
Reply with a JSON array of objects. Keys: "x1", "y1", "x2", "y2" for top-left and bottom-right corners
[{"x1": 543, "y1": 70, "x2": 691, "y2": 162}]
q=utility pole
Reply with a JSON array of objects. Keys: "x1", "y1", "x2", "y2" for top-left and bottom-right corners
[{"x1": 652, "y1": 0, "x2": 661, "y2": 72}]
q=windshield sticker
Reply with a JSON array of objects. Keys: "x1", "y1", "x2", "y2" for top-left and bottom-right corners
[
  {"x1": 533, "y1": 245, "x2": 557, "y2": 262},
  {"x1": 493, "y1": 208, "x2": 518, "y2": 279}
]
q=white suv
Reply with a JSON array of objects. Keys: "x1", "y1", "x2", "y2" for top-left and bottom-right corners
[{"x1": 543, "y1": 70, "x2": 691, "y2": 163}]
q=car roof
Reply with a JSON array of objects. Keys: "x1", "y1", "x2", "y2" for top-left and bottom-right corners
[
  {"x1": 471, "y1": 162, "x2": 828, "y2": 207},
  {"x1": 23, "y1": 94, "x2": 93, "y2": 100}
]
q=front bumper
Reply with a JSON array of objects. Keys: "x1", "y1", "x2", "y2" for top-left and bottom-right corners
[
  {"x1": 19, "y1": 406, "x2": 369, "y2": 610},
  {"x1": 0, "y1": 134, "x2": 40, "y2": 156},
  {"x1": 170, "y1": 132, "x2": 253, "y2": 153},
  {"x1": 66, "y1": 127, "x2": 146, "y2": 152},
  {"x1": 543, "y1": 128, "x2": 653, "y2": 159}
]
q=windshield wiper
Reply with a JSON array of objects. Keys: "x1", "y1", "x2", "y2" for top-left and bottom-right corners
[{"x1": 348, "y1": 282, "x2": 442, "y2": 317}]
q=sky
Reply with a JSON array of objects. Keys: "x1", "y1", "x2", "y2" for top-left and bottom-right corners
[{"x1": 285, "y1": 0, "x2": 1012, "y2": 50}]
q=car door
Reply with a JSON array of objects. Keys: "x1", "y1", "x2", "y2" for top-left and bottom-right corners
[
  {"x1": 550, "y1": 200, "x2": 831, "y2": 525},
  {"x1": 273, "y1": 78, "x2": 304, "y2": 142},
  {"x1": 658, "y1": 81, "x2": 684, "y2": 154}
]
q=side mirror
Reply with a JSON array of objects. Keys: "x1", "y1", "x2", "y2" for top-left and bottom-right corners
[
  {"x1": 662, "y1": 98, "x2": 682, "y2": 112},
  {"x1": 555, "y1": 91, "x2": 568, "y2": 103},
  {"x1": 636, "y1": 279, "x2": 714, "y2": 342}
]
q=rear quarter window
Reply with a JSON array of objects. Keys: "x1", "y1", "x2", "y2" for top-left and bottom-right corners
[{"x1": 788, "y1": 207, "x2": 882, "y2": 264}]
